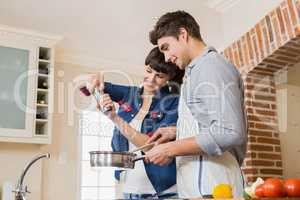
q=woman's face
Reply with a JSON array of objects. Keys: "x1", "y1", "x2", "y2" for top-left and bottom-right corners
[{"x1": 143, "y1": 65, "x2": 171, "y2": 94}]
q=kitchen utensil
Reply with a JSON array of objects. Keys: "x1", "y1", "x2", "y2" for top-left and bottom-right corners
[
  {"x1": 79, "y1": 86, "x2": 112, "y2": 113},
  {"x1": 89, "y1": 142, "x2": 155, "y2": 169}
]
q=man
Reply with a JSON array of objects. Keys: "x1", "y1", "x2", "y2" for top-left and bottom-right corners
[{"x1": 145, "y1": 11, "x2": 247, "y2": 198}]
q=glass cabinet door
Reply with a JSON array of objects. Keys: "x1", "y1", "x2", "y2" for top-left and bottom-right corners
[{"x1": 0, "y1": 45, "x2": 35, "y2": 137}]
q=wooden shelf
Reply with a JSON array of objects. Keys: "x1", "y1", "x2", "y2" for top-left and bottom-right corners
[
  {"x1": 38, "y1": 73, "x2": 49, "y2": 78},
  {"x1": 36, "y1": 119, "x2": 48, "y2": 123},
  {"x1": 37, "y1": 88, "x2": 48, "y2": 92},
  {"x1": 37, "y1": 103, "x2": 48, "y2": 107},
  {"x1": 39, "y1": 59, "x2": 51, "y2": 63}
]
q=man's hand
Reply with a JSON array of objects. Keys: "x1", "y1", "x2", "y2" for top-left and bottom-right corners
[
  {"x1": 145, "y1": 142, "x2": 175, "y2": 166},
  {"x1": 146, "y1": 126, "x2": 176, "y2": 145}
]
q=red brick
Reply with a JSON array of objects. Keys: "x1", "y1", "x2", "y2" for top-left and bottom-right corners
[
  {"x1": 257, "y1": 137, "x2": 280, "y2": 145},
  {"x1": 295, "y1": 0, "x2": 300, "y2": 23},
  {"x1": 276, "y1": 7, "x2": 287, "y2": 41},
  {"x1": 282, "y1": 4, "x2": 294, "y2": 39},
  {"x1": 247, "y1": 32, "x2": 254, "y2": 60},
  {"x1": 255, "y1": 24, "x2": 265, "y2": 60},
  {"x1": 258, "y1": 153, "x2": 281, "y2": 160},
  {"x1": 271, "y1": 10, "x2": 282, "y2": 47},
  {"x1": 255, "y1": 109, "x2": 276, "y2": 117},
  {"x1": 255, "y1": 123, "x2": 277, "y2": 131},
  {"x1": 276, "y1": 161, "x2": 283, "y2": 167},
  {"x1": 281, "y1": 44, "x2": 300, "y2": 52},
  {"x1": 243, "y1": 168, "x2": 259, "y2": 174},
  {"x1": 251, "y1": 28, "x2": 260, "y2": 62},
  {"x1": 251, "y1": 78, "x2": 272, "y2": 85},
  {"x1": 245, "y1": 77, "x2": 252, "y2": 83},
  {"x1": 249, "y1": 130, "x2": 273, "y2": 138},
  {"x1": 246, "y1": 92, "x2": 253, "y2": 98},
  {"x1": 260, "y1": 168, "x2": 283, "y2": 175},
  {"x1": 249, "y1": 136, "x2": 257, "y2": 143},
  {"x1": 246, "y1": 152, "x2": 257, "y2": 159},
  {"x1": 247, "y1": 108, "x2": 254, "y2": 114},
  {"x1": 273, "y1": 132, "x2": 280, "y2": 138},
  {"x1": 264, "y1": 57, "x2": 287, "y2": 66},
  {"x1": 248, "y1": 144, "x2": 274, "y2": 152},
  {"x1": 276, "y1": 55, "x2": 299, "y2": 62},
  {"x1": 242, "y1": 36, "x2": 251, "y2": 67},
  {"x1": 254, "y1": 95, "x2": 276, "y2": 102},
  {"x1": 287, "y1": 0, "x2": 298, "y2": 27},
  {"x1": 261, "y1": 19, "x2": 271, "y2": 55},
  {"x1": 248, "y1": 115, "x2": 275, "y2": 123},
  {"x1": 275, "y1": 146, "x2": 281, "y2": 152},
  {"x1": 233, "y1": 45, "x2": 241, "y2": 68},
  {"x1": 228, "y1": 46, "x2": 234, "y2": 64},
  {"x1": 266, "y1": 15, "x2": 275, "y2": 46},
  {"x1": 237, "y1": 40, "x2": 244, "y2": 67},
  {"x1": 276, "y1": 49, "x2": 299, "y2": 57},
  {"x1": 246, "y1": 159, "x2": 275, "y2": 166},
  {"x1": 252, "y1": 102, "x2": 271, "y2": 109}
]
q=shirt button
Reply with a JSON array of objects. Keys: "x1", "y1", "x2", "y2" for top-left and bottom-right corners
[{"x1": 131, "y1": 114, "x2": 134, "y2": 117}]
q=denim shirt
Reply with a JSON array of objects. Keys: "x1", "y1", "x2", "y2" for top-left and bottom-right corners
[{"x1": 104, "y1": 82, "x2": 179, "y2": 194}]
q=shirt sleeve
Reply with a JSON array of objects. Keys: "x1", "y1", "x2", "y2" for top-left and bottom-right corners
[
  {"x1": 186, "y1": 53, "x2": 247, "y2": 156},
  {"x1": 104, "y1": 82, "x2": 132, "y2": 102}
]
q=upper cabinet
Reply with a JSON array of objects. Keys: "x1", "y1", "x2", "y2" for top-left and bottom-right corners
[{"x1": 0, "y1": 25, "x2": 61, "y2": 144}]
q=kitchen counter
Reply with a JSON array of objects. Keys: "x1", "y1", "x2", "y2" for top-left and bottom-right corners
[{"x1": 114, "y1": 198, "x2": 300, "y2": 200}]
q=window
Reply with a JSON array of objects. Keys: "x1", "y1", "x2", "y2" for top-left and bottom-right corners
[{"x1": 79, "y1": 110, "x2": 117, "y2": 200}]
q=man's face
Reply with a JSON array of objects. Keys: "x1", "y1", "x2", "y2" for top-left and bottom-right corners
[{"x1": 157, "y1": 35, "x2": 189, "y2": 70}]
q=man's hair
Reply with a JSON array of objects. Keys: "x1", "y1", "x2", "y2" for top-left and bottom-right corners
[{"x1": 149, "y1": 10, "x2": 203, "y2": 45}]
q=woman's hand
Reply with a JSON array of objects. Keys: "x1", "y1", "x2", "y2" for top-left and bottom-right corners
[
  {"x1": 98, "y1": 93, "x2": 117, "y2": 119},
  {"x1": 146, "y1": 126, "x2": 176, "y2": 145},
  {"x1": 88, "y1": 73, "x2": 104, "y2": 93}
]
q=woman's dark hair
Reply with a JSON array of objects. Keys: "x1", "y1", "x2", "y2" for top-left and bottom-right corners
[
  {"x1": 145, "y1": 47, "x2": 184, "y2": 94},
  {"x1": 149, "y1": 10, "x2": 202, "y2": 45}
]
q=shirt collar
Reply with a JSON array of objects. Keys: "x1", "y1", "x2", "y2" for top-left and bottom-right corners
[{"x1": 187, "y1": 46, "x2": 217, "y2": 70}]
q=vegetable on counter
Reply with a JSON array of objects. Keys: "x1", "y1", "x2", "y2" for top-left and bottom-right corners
[
  {"x1": 212, "y1": 184, "x2": 233, "y2": 199},
  {"x1": 244, "y1": 177, "x2": 300, "y2": 198}
]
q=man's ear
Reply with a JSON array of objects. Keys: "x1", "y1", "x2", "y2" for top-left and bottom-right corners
[{"x1": 178, "y1": 27, "x2": 188, "y2": 42}]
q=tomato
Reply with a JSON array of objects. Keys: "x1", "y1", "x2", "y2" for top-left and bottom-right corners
[
  {"x1": 255, "y1": 184, "x2": 265, "y2": 197},
  {"x1": 263, "y1": 178, "x2": 286, "y2": 197},
  {"x1": 284, "y1": 179, "x2": 300, "y2": 197}
]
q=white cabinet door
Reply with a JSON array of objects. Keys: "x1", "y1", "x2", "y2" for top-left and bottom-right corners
[{"x1": 0, "y1": 42, "x2": 37, "y2": 138}]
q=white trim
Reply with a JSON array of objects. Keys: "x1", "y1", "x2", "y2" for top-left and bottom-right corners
[
  {"x1": 205, "y1": 0, "x2": 242, "y2": 13},
  {"x1": 0, "y1": 24, "x2": 62, "y2": 46}
]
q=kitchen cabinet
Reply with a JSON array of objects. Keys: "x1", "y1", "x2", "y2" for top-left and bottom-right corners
[{"x1": 0, "y1": 24, "x2": 61, "y2": 144}]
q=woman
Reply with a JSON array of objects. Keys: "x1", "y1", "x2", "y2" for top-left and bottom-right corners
[{"x1": 91, "y1": 47, "x2": 184, "y2": 199}]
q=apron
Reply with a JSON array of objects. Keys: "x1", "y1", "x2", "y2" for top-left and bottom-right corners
[{"x1": 176, "y1": 86, "x2": 244, "y2": 198}]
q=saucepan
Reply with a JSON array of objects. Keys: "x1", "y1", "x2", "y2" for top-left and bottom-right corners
[{"x1": 89, "y1": 142, "x2": 155, "y2": 169}]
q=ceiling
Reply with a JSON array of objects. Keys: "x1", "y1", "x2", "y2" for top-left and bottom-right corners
[{"x1": 0, "y1": 0, "x2": 240, "y2": 73}]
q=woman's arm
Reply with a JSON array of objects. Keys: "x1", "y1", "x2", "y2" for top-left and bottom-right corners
[
  {"x1": 89, "y1": 73, "x2": 131, "y2": 102},
  {"x1": 110, "y1": 114, "x2": 150, "y2": 147},
  {"x1": 100, "y1": 93, "x2": 153, "y2": 147}
]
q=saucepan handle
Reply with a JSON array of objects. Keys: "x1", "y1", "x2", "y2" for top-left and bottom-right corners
[
  {"x1": 130, "y1": 142, "x2": 155, "y2": 153},
  {"x1": 131, "y1": 155, "x2": 146, "y2": 162}
]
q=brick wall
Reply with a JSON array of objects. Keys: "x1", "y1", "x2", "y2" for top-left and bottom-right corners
[{"x1": 222, "y1": 0, "x2": 300, "y2": 183}]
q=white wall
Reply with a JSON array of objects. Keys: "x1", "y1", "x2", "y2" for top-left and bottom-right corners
[{"x1": 276, "y1": 63, "x2": 300, "y2": 179}]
